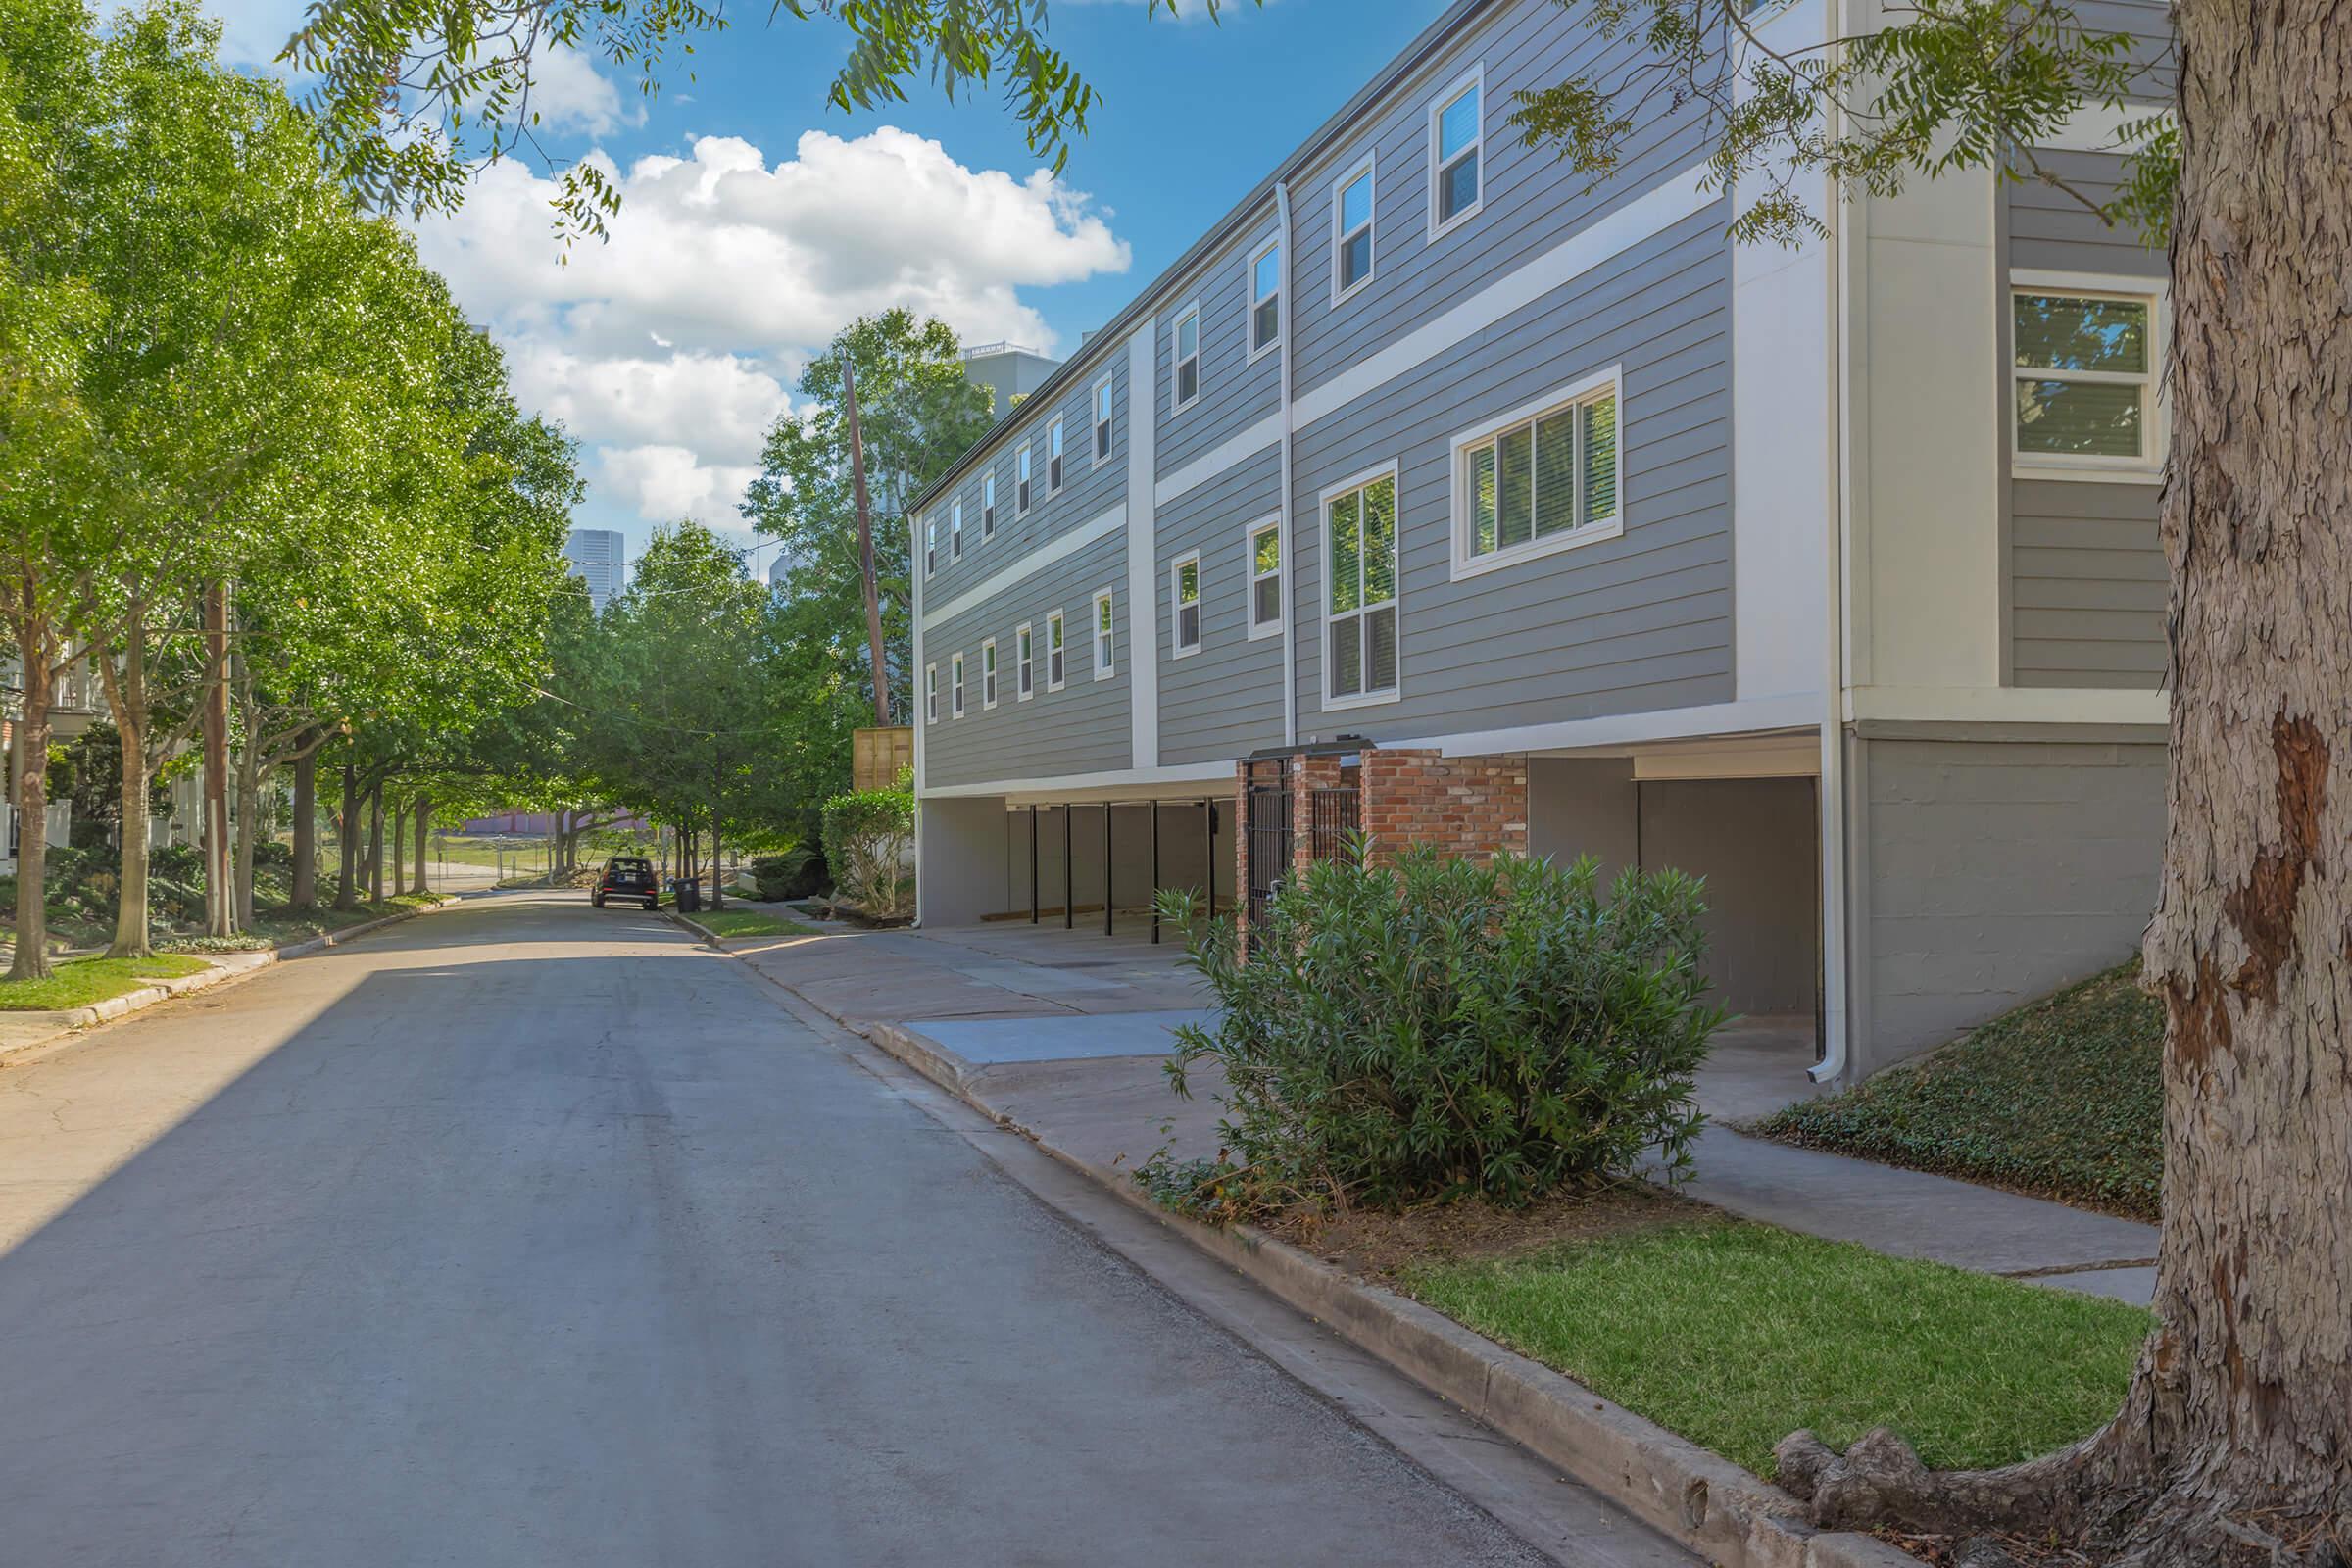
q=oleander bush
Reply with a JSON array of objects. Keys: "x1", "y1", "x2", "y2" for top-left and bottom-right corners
[
  {"x1": 1155, "y1": 844, "x2": 1724, "y2": 1218},
  {"x1": 820, "y1": 784, "x2": 913, "y2": 917}
]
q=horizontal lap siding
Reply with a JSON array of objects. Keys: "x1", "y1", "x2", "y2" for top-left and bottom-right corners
[
  {"x1": 924, "y1": 357, "x2": 1130, "y2": 604},
  {"x1": 1158, "y1": 213, "x2": 1281, "y2": 478},
  {"x1": 2007, "y1": 150, "x2": 2167, "y2": 277},
  {"x1": 921, "y1": 527, "x2": 1131, "y2": 789},
  {"x1": 1290, "y1": 207, "x2": 1734, "y2": 739},
  {"x1": 1156, "y1": 449, "x2": 1286, "y2": 764}
]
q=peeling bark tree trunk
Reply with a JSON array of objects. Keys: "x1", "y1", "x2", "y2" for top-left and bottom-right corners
[
  {"x1": 410, "y1": 797, "x2": 431, "y2": 896},
  {"x1": 290, "y1": 749, "x2": 317, "y2": 909},
  {"x1": 1783, "y1": 16, "x2": 2352, "y2": 1565}
]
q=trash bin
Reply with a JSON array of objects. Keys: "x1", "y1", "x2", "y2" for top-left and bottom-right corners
[{"x1": 673, "y1": 877, "x2": 702, "y2": 914}]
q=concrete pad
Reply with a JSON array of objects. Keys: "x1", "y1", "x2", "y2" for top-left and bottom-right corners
[
  {"x1": 949, "y1": 961, "x2": 1124, "y2": 995},
  {"x1": 2033, "y1": 1266, "x2": 2157, "y2": 1305},
  {"x1": 1694, "y1": 1015, "x2": 1828, "y2": 1123},
  {"x1": 917, "y1": 1008, "x2": 1215, "y2": 1065}
]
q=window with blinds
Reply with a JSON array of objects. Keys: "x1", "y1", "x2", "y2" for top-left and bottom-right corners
[
  {"x1": 1324, "y1": 470, "x2": 1398, "y2": 704},
  {"x1": 2013, "y1": 288, "x2": 2158, "y2": 469},
  {"x1": 1453, "y1": 371, "x2": 1623, "y2": 574}
]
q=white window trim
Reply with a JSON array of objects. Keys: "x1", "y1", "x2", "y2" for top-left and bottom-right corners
[
  {"x1": 950, "y1": 497, "x2": 964, "y2": 561},
  {"x1": 2009, "y1": 267, "x2": 2169, "y2": 485},
  {"x1": 1169, "y1": 550, "x2": 1203, "y2": 660},
  {"x1": 1046, "y1": 608, "x2": 1067, "y2": 692},
  {"x1": 1091, "y1": 374, "x2": 1115, "y2": 467},
  {"x1": 1047, "y1": 416, "x2": 1067, "y2": 496},
  {"x1": 981, "y1": 636, "x2": 999, "y2": 710},
  {"x1": 951, "y1": 652, "x2": 966, "y2": 719},
  {"x1": 1427, "y1": 64, "x2": 1486, "y2": 243},
  {"x1": 923, "y1": 518, "x2": 937, "y2": 578},
  {"x1": 1247, "y1": 234, "x2": 1283, "y2": 364},
  {"x1": 1016, "y1": 442, "x2": 1034, "y2": 515},
  {"x1": 982, "y1": 470, "x2": 998, "y2": 537},
  {"x1": 1446, "y1": 364, "x2": 1627, "y2": 582},
  {"x1": 1246, "y1": 513, "x2": 1284, "y2": 641},
  {"x1": 1330, "y1": 153, "x2": 1377, "y2": 307},
  {"x1": 1092, "y1": 588, "x2": 1117, "y2": 680},
  {"x1": 1015, "y1": 620, "x2": 1035, "y2": 701},
  {"x1": 1318, "y1": 460, "x2": 1402, "y2": 711},
  {"x1": 924, "y1": 662, "x2": 939, "y2": 724},
  {"x1": 1170, "y1": 301, "x2": 1203, "y2": 415}
]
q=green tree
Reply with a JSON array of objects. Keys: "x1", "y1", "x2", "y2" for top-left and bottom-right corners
[{"x1": 1527, "y1": 5, "x2": 2338, "y2": 1561}]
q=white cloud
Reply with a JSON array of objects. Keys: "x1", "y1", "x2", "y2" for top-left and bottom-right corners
[
  {"x1": 525, "y1": 46, "x2": 643, "y2": 137},
  {"x1": 413, "y1": 127, "x2": 1130, "y2": 529}
]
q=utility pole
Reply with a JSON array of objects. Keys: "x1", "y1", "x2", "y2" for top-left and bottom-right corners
[{"x1": 842, "y1": 355, "x2": 891, "y2": 726}]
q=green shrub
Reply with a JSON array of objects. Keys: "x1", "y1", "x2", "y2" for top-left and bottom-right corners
[
  {"x1": 253, "y1": 840, "x2": 295, "y2": 871},
  {"x1": 820, "y1": 785, "x2": 913, "y2": 917},
  {"x1": 1157, "y1": 845, "x2": 1724, "y2": 1217},
  {"x1": 751, "y1": 843, "x2": 827, "y2": 901},
  {"x1": 150, "y1": 843, "x2": 203, "y2": 884}
]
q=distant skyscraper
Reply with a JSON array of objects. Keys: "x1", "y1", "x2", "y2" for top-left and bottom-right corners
[
  {"x1": 959, "y1": 341, "x2": 1060, "y2": 420},
  {"x1": 564, "y1": 528, "x2": 627, "y2": 610}
]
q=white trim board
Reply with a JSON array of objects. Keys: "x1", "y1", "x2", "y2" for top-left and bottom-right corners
[
  {"x1": 918, "y1": 503, "x2": 1125, "y2": 631},
  {"x1": 1153, "y1": 413, "x2": 1282, "y2": 508},
  {"x1": 918, "y1": 760, "x2": 1239, "y2": 803}
]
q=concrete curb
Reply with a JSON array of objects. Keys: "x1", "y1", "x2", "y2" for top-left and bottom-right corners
[
  {"x1": 859, "y1": 1022, "x2": 1912, "y2": 1568},
  {"x1": 0, "y1": 896, "x2": 465, "y2": 1064}
]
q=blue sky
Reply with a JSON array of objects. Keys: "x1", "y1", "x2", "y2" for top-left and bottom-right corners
[{"x1": 208, "y1": 0, "x2": 1450, "y2": 571}]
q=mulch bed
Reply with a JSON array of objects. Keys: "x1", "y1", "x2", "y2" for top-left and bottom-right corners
[{"x1": 1264, "y1": 1179, "x2": 1696, "y2": 1281}]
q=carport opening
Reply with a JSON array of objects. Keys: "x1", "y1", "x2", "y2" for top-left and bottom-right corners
[{"x1": 988, "y1": 799, "x2": 1235, "y2": 943}]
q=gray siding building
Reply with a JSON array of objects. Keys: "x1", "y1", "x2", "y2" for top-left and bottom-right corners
[{"x1": 907, "y1": 0, "x2": 2176, "y2": 1091}]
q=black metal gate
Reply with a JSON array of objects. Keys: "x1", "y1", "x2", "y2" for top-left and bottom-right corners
[
  {"x1": 1308, "y1": 778, "x2": 1359, "y2": 862},
  {"x1": 1243, "y1": 758, "x2": 1292, "y2": 943}
]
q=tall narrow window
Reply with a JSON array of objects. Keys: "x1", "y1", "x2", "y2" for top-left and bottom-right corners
[
  {"x1": 925, "y1": 662, "x2": 939, "y2": 723},
  {"x1": 1092, "y1": 375, "x2": 1114, "y2": 464},
  {"x1": 2012, "y1": 288, "x2": 2157, "y2": 467},
  {"x1": 950, "y1": 498, "x2": 963, "y2": 561},
  {"x1": 1455, "y1": 370, "x2": 1622, "y2": 571},
  {"x1": 1048, "y1": 416, "x2": 1065, "y2": 493},
  {"x1": 923, "y1": 519, "x2": 937, "y2": 577},
  {"x1": 1093, "y1": 589, "x2": 1115, "y2": 678},
  {"x1": 1249, "y1": 518, "x2": 1282, "y2": 637},
  {"x1": 951, "y1": 652, "x2": 966, "y2": 718},
  {"x1": 1016, "y1": 444, "x2": 1034, "y2": 514},
  {"x1": 1047, "y1": 609, "x2": 1066, "y2": 690},
  {"x1": 1333, "y1": 160, "x2": 1375, "y2": 301},
  {"x1": 1324, "y1": 469, "x2": 1398, "y2": 703},
  {"x1": 982, "y1": 470, "x2": 998, "y2": 537},
  {"x1": 1430, "y1": 72, "x2": 1482, "y2": 235},
  {"x1": 1171, "y1": 553, "x2": 1201, "y2": 657},
  {"x1": 1250, "y1": 240, "x2": 1282, "y2": 356},
  {"x1": 1172, "y1": 305, "x2": 1201, "y2": 411},
  {"x1": 1016, "y1": 621, "x2": 1035, "y2": 699},
  {"x1": 981, "y1": 638, "x2": 999, "y2": 709}
]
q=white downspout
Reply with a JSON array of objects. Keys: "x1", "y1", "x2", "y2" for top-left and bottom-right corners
[
  {"x1": 1811, "y1": 77, "x2": 1852, "y2": 1085},
  {"x1": 1276, "y1": 180, "x2": 1298, "y2": 749}
]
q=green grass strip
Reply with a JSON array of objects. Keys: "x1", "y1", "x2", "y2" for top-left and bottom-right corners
[
  {"x1": 0, "y1": 954, "x2": 212, "y2": 1011},
  {"x1": 688, "y1": 908, "x2": 814, "y2": 940},
  {"x1": 1405, "y1": 1218, "x2": 2148, "y2": 1476}
]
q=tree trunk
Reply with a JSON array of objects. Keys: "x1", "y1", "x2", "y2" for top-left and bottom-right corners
[
  {"x1": 97, "y1": 627, "x2": 154, "y2": 959},
  {"x1": 200, "y1": 581, "x2": 232, "y2": 939},
  {"x1": 841, "y1": 356, "x2": 892, "y2": 726},
  {"x1": 389, "y1": 800, "x2": 407, "y2": 901},
  {"x1": 410, "y1": 796, "x2": 431, "y2": 895},
  {"x1": 290, "y1": 749, "x2": 317, "y2": 909},
  {"x1": 9, "y1": 613, "x2": 55, "y2": 982},
  {"x1": 366, "y1": 781, "x2": 384, "y2": 904},
  {"x1": 333, "y1": 760, "x2": 360, "y2": 911},
  {"x1": 1783, "y1": 15, "x2": 2352, "y2": 1562},
  {"x1": 232, "y1": 747, "x2": 260, "y2": 930}
]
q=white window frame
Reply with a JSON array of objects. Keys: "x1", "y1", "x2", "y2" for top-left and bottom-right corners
[
  {"x1": 1169, "y1": 550, "x2": 1202, "y2": 659},
  {"x1": 981, "y1": 637, "x2": 999, "y2": 709},
  {"x1": 1319, "y1": 461, "x2": 1402, "y2": 711},
  {"x1": 1046, "y1": 608, "x2": 1067, "y2": 691},
  {"x1": 1247, "y1": 514, "x2": 1284, "y2": 641},
  {"x1": 1171, "y1": 302, "x2": 1202, "y2": 414},
  {"x1": 1447, "y1": 365, "x2": 1627, "y2": 581},
  {"x1": 2009, "y1": 268, "x2": 2168, "y2": 485},
  {"x1": 1015, "y1": 620, "x2": 1035, "y2": 700},
  {"x1": 1047, "y1": 416, "x2": 1066, "y2": 495},
  {"x1": 1092, "y1": 588, "x2": 1116, "y2": 680},
  {"x1": 950, "y1": 497, "x2": 964, "y2": 562},
  {"x1": 1330, "y1": 154, "x2": 1377, "y2": 307},
  {"x1": 1247, "y1": 236, "x2": 1283, "y2": 363},
  {"x1": 982, "y1": 470, "x2": 998, "y2": 537},
  {"x1": 1091, "y1": 374, "x2": 1114, "y2": 466},
  {"x1": 1427, "y1": 65, "x2": 1485, "y2": 241},
  {"x1": 1016, "y1": 442, "x2": 1034, "y2": 514},
  {"x1": 951, "y1": 651, "x2": 966, "y2": 719},
  {"x1": 923, "y1": 518, "x2": 937, "y2": 578},
  {"x1": 925, "y1": 662, "x2": 939, "y2": 723}
]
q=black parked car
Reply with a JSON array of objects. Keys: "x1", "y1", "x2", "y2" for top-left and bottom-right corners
[{"x1": 592, "y1": 856, "x2": 660, "y2": 910}]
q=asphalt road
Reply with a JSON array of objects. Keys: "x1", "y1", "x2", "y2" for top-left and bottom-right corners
[{"x1": 0, "y1": 891, "x2": 1575, "y2": 1567}]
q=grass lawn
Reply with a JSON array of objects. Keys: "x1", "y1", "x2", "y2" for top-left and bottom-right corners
[
  {"x1": 1750, "y1": 962, "x2": 2163, "y2": 1219},
  {"x1": 687, "y1": 907, "x2": 814, "y2": 940},
  {"x1": 0, "y1": 953, "x2": 212, "y2": 1011},
  {"x1": 165, "y1": 896, "x2": 444, "y2": 954},
  {"x1": 1405, "y1": 1218, "x2": 2150, "y2": 1477}
]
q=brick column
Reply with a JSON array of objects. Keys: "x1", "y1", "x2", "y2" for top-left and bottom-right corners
[{"x1": 1360, "y1": 749, "x2": 1529, "y2": 862}]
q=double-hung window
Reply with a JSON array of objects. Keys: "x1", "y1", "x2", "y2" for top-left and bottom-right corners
[
  {"x1": 951, "y1": 652, "x2": 966, "y2": 719},
  {"x1": 1093, "y1": 589, "x2": 1115, "y2": 679},
  {"x1": 1047, "y1": 417, "x2": 1065, "y2": 494},
  {"x1": 950, "y1": 498, "x2": 963, "y2": 561},
  {"x1": 923, "y1": 519, "x2": 937, "y2": 577},
  {"x1": 1016, "y1": 621, "x2": 1035, "y2": 699},
  {"x1": 2012, "y1": 282, "x2": 2160, "y2": 472},
  {"x1": 1016, "y1": 444, "x2": 1034, "y2": 514},
  {"x1": 1092, "y1": 375, "x2": 1114, "y2": 464},
  {"x1": 1248, "y1": 517, "x2": 1282, "y2": 638},
  {"x1": 1170, "y1": 553, "x2": 1201, "y2": 657},
  {"x1": 1250, "y1": 240, "x2": 1282, "y2": 358},
  {"x1": 981, "y1": 638, "x2": 999, "y2": 709},
  {"x1": 1046, "y1": 609, "x2": 1066, "y2": 690},
  {"x1": 1333, "y1": 158, "x2": 1375, "y2": 302},
  {"x1": 1430, "y1": 70, "x2": 1483, "y2": 236},
  {"x1": 982, "y1": 471, "x2": 998, "y2": 537},
  {"x1": 1172, "y1": 305, "x2": 1201, "y2": 411},
  {"x1": 1453, "y1": 368, "x2": 1623, "y2": 574},
  {"x1": 925, "y1": 662, "x2": 939, "y2": 723},
  {"x1": 1323, "y1": 467, "x2": 1398, "y2": 704}
]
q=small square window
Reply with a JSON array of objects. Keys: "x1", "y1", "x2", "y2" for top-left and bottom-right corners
[{"x1": 2012, "y1": 288, "x2": 2157, "y2": 467}]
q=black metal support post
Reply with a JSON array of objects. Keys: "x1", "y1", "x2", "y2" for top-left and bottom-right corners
[
  {"x1": 1029, "y1": 805, "x2": 1040, "y2": 923},
  {"x1": 1103, "y1": 803, "x2": 1114, "y2": 936},
  {"x1": 1202, "y1": 799, "x2": 1215, "y2": 919},
  {"x1": 1063, "y1": 805, "x2": 1073, "y2": 930},
  {"x1": 1150, "y1": 801, "x2": 1161, "y2": 944}
]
